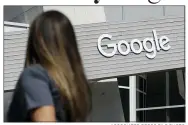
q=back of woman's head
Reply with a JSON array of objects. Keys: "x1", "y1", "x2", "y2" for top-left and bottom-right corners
[{"x1": 25, "y1": 10, "x2": 91, "y2": 121}]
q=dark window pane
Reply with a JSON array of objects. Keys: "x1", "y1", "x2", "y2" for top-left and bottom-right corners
[
  {"x1": 137, "y1": 76, "x2": 147, "y2": 109},
  {"x1": 146, "y1": 72, "x2": 166, "y2": 107},
  {"x1": 137, "y1": 92, "x2": 146, "y2": 109},
  {"x1": 137, "y1": 110, "x2": 146, "y2": 122},
  {"x1": 137, "y1": 109, "x2": 167, "y2": 122},
  {"x1": 169, "y1": 70, "x2": 185, "y2": 105},
  {"x1": 137, "y1": 107, "x2": 185, "y2": 122},
  {"x1": 169, "y1": 107, "x2": 185, "y2": 122},
  {"x1": 117, "y1": 76, "x2": 130, "y2": 122}
]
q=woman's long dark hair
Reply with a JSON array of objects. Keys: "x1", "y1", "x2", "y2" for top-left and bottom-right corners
[{"x1": 25, "y1": 10, "x2": 91, "y2": 121}]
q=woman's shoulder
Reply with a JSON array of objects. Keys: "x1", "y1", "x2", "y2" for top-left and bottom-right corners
[
  {"x1": 12, "y1": 64, "x2": 55, "y2": 120},
  {"x1": 21, "y1": 64, "x2": 49, "y2": 79},
  {"x1": 18, "y1": 64, "x2": 50, "y2": 88}
]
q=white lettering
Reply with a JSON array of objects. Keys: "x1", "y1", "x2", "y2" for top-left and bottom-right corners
[
  {"x1": 130, "y1": 39, "x2": 143, "y2": 54},
  {"x1": 159, "y1": 36, "x2": 171, "y2": 51},
  {"x1": 118, "y1": 40, "x2": 130, "y2": 56},
  {"x1": 97, "y1": 30, "x2": 170, "y2": 59},
  {"x1": 153, "y1": 30, "x2": 161, "y2": 51},
  {"x1": 97, "y1": 34, "x2": 117, "y2": 57},
  {"x1": 143, "y1": 38, "x2": 157, "y2": 59}
]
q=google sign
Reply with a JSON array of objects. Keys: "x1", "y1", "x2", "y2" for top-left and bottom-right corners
[{"x1": 97, "y1": 30, "x2": 171, "y2": 59}]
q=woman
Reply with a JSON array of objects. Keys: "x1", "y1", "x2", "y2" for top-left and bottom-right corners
[{"x1": 7, "y1": 10, "x2": 92, "y2": 122}]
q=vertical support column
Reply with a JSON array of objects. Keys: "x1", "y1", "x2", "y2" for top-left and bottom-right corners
[
  {"x1": 129, "y1": 76, "x2": 137, "y2": 122},
  {"x1": 165, "y1": 72, "x2": 170, "y2": 122}
]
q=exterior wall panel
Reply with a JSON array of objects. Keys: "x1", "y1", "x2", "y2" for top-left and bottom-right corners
[
  {"x1": 104, "y1": 6, "x2": 123, "y2": 22},
  {"x1": 165, "y1": 6, "x2": 184, "y2": 17},
  {"x1": 4, "y1": 16, "x2": 185, "y2": 90},
  {"x1": 43, "y1": 6, "x2": 106, "y2": 25},
  {"x1": 122, "y1": 6, "x2": 164, "y2": 22},
  {"x1": 104, "y1": 6, "x2": 164, "y2": 23}
]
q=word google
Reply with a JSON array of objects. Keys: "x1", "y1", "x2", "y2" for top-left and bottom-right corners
[{"x1": 97, "y1": 30, "x2": 171, "y2": 59}]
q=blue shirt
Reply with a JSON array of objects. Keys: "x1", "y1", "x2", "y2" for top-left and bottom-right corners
[{"x1": 7, "y1": 64, "x2": 70, "y2": 122}]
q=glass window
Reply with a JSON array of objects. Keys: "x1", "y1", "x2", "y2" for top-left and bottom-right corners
[
  {"x1": 118, "y1": 69, "x2": 185, "y2": 122},
  {"x1": 146, "y1": 71, "x2": 166, "y2": 107},
  {"x1": 117, "y1": 76, "x2": 130, "y2": 122},
  {"x1": 137, "y1": 107, "x2": 185, "y2": 122},
  {"x1": 169, "y1": 107, "x2": 185, "y2": 122},
  {"x1": 169, "y1": 70, "x2": 185, "y2": 106},
  {"x1": 136, "y1": 69, "x2": 185, "y2": 122}
]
